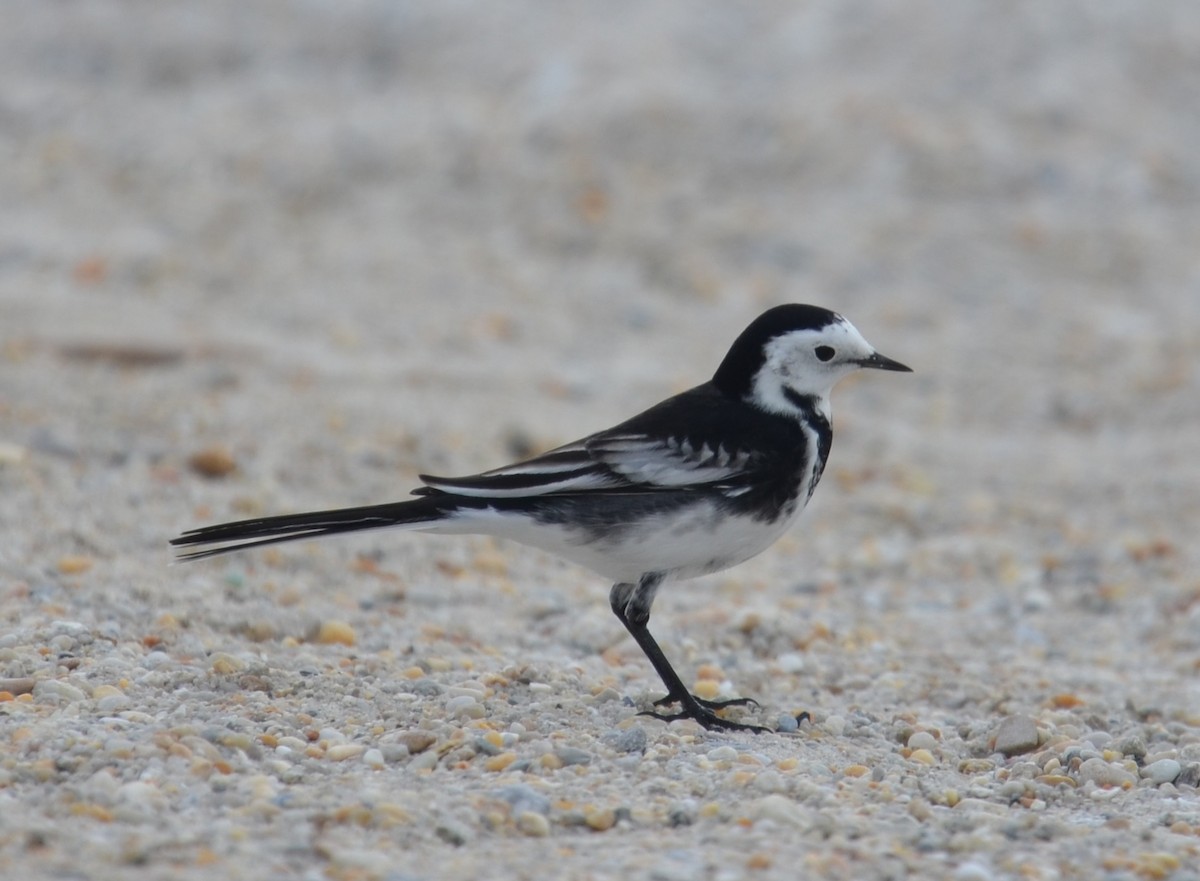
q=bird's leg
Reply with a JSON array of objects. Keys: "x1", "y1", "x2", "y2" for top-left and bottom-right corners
[{"x1": 609, "y1": 575, "x2": 766, "y2": 733}]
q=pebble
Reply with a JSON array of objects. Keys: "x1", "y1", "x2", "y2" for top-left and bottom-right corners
[
  {"x1": 706, "y1": 745, "x2": 738, "y2": 763},
  {"x1": 187, "y1": 445, "x2": 237, "y2": 478},
  {"x1": 1115, "y1": 734, "x2": 1148, "y2": 760},
  {"x1": 822, "y1": 715, "x2": 846, "y2": 737},
  {"x1": 954, "y1": 861, "x2": 997, "y2": 881},
  {"x1": 395, "y1": 732, "x2": 436, "y2": 755},
  {"x1": 993, "y1": 715, "x2": 1039, "y2": 756},
  {"x1": 516, "y1": 810, "x2": 550, "y2": 837},
  {"x1": 908, "y1": 731, "x2": 939, "y2": 751},
  {"x1": 775, "y1": 714, "x2": 800, "y2": 733},
  {"x1": 1141, "y1": 759, "x2": 1182, "y2": 785},
  {"x1": 585, "y1": 808, "x2": 617, "y2": 831},
  {"x1": 749, "y1": 794, "x2": 806, "y2": 827},
  {"x1": 33, "y1": 679, "x2": 88, "y2": 703},
  {"x1": 327, "y1": 743, "x2": 365, "y2": 761},
  {"x1": 313, "y1": 620, "x2": 357, "y2": 647},
  {"x1": 1077, "y1": 757, "x2": 1136, "y2": 788},
  {"x1": 603, "y1": 726, "x2": 647, "y2": 754},
  {"x1": 444, "y1": 695, "x2": 485, "y2": 718},
  {"x1": 554, "y1": 746, "x2": 593, "y2": 767}
]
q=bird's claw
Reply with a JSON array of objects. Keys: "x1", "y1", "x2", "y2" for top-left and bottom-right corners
[{"x1": 643, "y1": 691, "x2": 768, "y2": 732}]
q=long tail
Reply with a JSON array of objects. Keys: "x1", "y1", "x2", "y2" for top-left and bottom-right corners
[{"x1": 170, "y1": 496, "x2": 452, "y2": 561}]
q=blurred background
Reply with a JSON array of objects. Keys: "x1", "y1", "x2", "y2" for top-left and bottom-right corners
[{"x1": 3, "y1": 1, "x2": 1198, "y2": 554}]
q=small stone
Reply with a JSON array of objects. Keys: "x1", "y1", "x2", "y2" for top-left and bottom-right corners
[
  {"x1": 993, "y1": 715, "x2": 1039, "y2": 757},
  {"x1": 209, "y1": 652, "x2": 246, "y2": 675},
  {"x1": 362, "y1": 749, "x2": 385, "y2": 769},
  {"x1": 313, "y1": 620, "x2": 356, "y2": 647},
  {"x1": 95, "y1": 690, "x2": 132, "y2": 713},
  {"x1": 706, "y1": 745, "x2": 738, "y2": 763},
  {"x1": 0, "y1": 678, "x2": 35, "y2": 696},
  {"x1": 603, "y1": 726, "x2": 647, "y2": 754},
  {"x1": 516, "y1": 810, "x2": 550, "y2": 837},
  {"x1": 444, "y1": 696, "x2": 485, "y2": 719},
  {"x1": 775, "y1": 714, "x2": 800, "y2": 733},
  {"x1": 554, "y1": 746, "x2": 592, "y2": 767},
  {"x1": 485, "y1": 752, "x2": 517, "y2": 772},
  {"x1": 749, "y1": 794, "x2": 806, "y2": 827},
  {"x1": 1177, "y1": 763, "x2": 1200, "y2": 788},
  {"x1": 34, "y1": 679, "x2": 88, "y2": 703},
  {"x1": 909, "y1": 748, "x2": 936, "y2": 765},
  {"x1": 585, "y1": 808, "x2": 617, "y2": 831},
  {"x1": 327, "y1": 743, "x2": 365, "y2": 761},
  {"x1": 1115, "y1": 734, "x2": 1148, "y2": 760},
  {"x1": 436, "y1": 821, "x2": 471, "y2": 846},
  {"x1": 668, "y1": 800, "x2": 697, "y2": 827},
  {"x1": 954, "y1": 861, "x2": 996, "y2": 881},
  {"x1": 496, "y1": 784, "x2": 550, "y2": 816},
  {"x1": 777, "y1": 652, "x2": 805, "y2": 673},
  {"x1": 1077, "y1": 757, "x2": 1136, "y2": 788},
  {"x1": 907, "y1": 731, "x2": 938, "y2": 751},
  {"x1": 395, "y1": 732, "x2": 436, "y2": 755},
  {"x1": 408, "y1": 678, "x2": 444, "y2": 696},
  {"x1": 822, "y1": 715, "x2": 846, "y2": 737},
  {"x1": 57, "y1": 556, "x2": 94, "y2": 575},
  {"x1": 187, "y1": 445, "x2": 237, "y2": 478},
  {"x1": 1141, "y1": 759, "x2": 1182, "y2": 785}
]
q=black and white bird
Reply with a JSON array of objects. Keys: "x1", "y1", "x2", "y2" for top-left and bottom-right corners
[{"x1": 172, "y1": 304, "x2": 911, "y2": 732}]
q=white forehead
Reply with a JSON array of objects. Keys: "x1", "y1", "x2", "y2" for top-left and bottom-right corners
[{"x1": 760, "y1": 316, "x2": 873, "y2": 367}]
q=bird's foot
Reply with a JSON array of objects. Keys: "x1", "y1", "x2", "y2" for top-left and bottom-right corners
[
  {"x1": 643, "y1": 691, "x2": 767, "y2": 733},
  {"x1": 653, "y1": 692, "x2": 759, "y2": 712}
]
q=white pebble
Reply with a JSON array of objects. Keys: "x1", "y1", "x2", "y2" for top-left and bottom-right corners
[
  {"x1": 907, "y1": 731, "x2": 938, "y2": 752},
  {"x1": 96, "y1": 693, "x2": 132, "y2": 713},
  {"x1": 823, "y1": 715, "x2": 846, "y2": 737},
  {"x1": 954, "y1": 860, "x2": 996, "y2": 881},
  {"x1": 362, "y1": 748, "x2": 385, "y2": 769},
  {"x1": 706, "y1": 746, "x2": 738, "y2": 763},
  {"x1": 1141, "y1": 759, "x2": 1181, "y2": 785},
  {"x1": 777, "y1": 652, "x2": 806, "y2": 673},
  {"x1": 750, "y1": 794, "x2": 806, "y2": 827},
  {"x1": 34, "y1": 679, "x2": 88, "y2": 703}
]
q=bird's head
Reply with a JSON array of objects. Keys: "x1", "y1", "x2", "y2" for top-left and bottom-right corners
[{"x1": 712, "y1": 304, "x2": 911, "y2": 417}]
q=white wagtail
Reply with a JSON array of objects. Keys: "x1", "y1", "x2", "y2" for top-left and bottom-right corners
[{"x1": 172, "y1": 304, "x2": 911, "y2": 732}]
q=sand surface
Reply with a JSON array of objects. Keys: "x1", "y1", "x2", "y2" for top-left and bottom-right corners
[{"x1": 3, "y1": 3, "x2": 1200, "y2": 879}]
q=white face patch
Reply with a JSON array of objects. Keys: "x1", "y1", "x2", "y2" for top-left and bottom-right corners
[{"x1": 749, "y1": 317, "x2": 878, "y2": 417}]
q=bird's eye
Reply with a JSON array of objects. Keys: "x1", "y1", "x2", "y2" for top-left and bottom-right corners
[{"x1": 815, "y1": 346, "x2": 835, "y2": 362}]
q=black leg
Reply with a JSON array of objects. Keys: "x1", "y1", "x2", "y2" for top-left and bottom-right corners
[{"x1": 609, "y1": 575, "x2": 766, "y2": 733}]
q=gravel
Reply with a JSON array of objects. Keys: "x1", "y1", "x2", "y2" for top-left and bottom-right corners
[{"x1": 4, "y1": 2, "x2": 1200, "y2": 880}]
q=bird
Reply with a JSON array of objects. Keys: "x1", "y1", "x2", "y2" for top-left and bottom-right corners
[{"x1": 172, "y1": 304, "x2": 911, "y2": 732}]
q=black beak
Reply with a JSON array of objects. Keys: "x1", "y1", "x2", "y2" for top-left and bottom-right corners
[{"x1": 858, "y1": 351, "x2": 913, "y2": 373}]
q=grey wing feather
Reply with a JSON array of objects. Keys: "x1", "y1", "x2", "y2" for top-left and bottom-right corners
[{"x1": 416, "y1": 432, "x2": 756, "y2": 498}]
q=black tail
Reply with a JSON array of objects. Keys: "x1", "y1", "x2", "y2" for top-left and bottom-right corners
[{"x1": 170, "y1": 496, "x2": 449, "y2": 561}]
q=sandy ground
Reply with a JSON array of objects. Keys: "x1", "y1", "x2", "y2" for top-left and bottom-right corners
[{"x1": 3, "y1": 2, "x2": 1200, "y2": 879}]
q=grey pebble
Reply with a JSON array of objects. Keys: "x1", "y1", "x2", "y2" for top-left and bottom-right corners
[
  {"x1": 1115, "y1": 734, "x2": 1147, "y2": 760},
  {"x1": 1178, "y1": 763, "x2": 1200, "y2": 788},
  {"x1": 495, "y1": 784, "x2": 551, "y2": 816},
  {"x1": 435, "y1": 821, "x2": 471, "y2": 846},
  {"x1": 408, "y1": 678, "x2": 444, "y2": 696},
  {"x1": 603, "y1": 726, "x2": 647, "y2": 754},
  {"x1": 554, "y1": 746, "x2": 593, "y2": 766},
  {"x1": 667, "y1": 799, "x2": 697, "y2": 827},
  {"x1": 1077, "y1": 757, "x2": 1137, "y2": 788},
  {"x1": 993, "y1": 715, "x2": 1039, "y2": 757}
]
